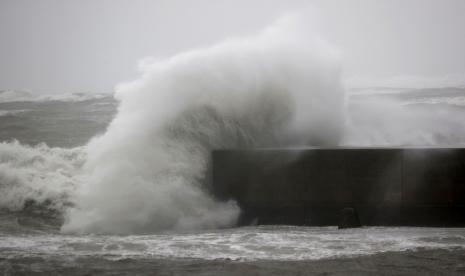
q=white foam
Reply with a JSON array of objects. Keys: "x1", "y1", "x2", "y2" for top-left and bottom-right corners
[
  {"x1": 0, "y1": 141, "x2": 85, "y2": 212},
  {"x1": 0, "y1": 109, "x2": 29, "y2": 117},
  {"x1": 1, "y1": 226, "x2": 465, "y2": 261},
  {"x1": 403, "y1": 96, "x2": 465, "y2": 106}
]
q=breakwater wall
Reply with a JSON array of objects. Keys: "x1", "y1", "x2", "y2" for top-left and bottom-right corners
[{"x1": 211, "y1": 148, "x2": 465, "y2": 226}]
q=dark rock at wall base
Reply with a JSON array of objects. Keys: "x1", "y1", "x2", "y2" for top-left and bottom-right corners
[{"x1": 338, "y1": 207, "x2": 362, "y2": 229}]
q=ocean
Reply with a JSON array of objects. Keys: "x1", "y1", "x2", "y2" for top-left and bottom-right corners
[{"x1": 1, "y1": 87, "x2": 465, "y2": 275}]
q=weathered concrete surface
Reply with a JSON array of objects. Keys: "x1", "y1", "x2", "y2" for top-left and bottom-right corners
[{"x1": 211, "y1": 148, "x2": 465, "y2": 226}]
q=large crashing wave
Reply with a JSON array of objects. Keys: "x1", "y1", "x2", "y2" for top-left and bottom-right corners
[
  {"x1": 2, "y1": 15, "x2": 464, "y2": 235},
  {"x1": 60, "y1": 16, "x2": 344, "y2": 234}
]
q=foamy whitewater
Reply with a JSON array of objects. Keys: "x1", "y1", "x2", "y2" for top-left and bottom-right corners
[{"x1": 1, "y1": 15, "x2": 465, "y2": 272}]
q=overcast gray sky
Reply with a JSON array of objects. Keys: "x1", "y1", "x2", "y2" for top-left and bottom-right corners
[{"x1": 1, "y1": 0, "x2": 465, "y2": 93}]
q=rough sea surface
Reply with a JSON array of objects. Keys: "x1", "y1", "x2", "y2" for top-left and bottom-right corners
[{"x1": 1, "y1": 87, "x2": 465, "y2": 275}]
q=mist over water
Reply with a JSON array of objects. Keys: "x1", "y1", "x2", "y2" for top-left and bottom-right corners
[
  {"x1": 0, "y1": 15, "x2": 465, "y2": 236},
  {"x1": 344, "y1": 90, "x2": 465, "y2": 146}
]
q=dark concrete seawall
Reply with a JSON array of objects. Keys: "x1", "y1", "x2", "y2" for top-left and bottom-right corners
[{"x1": 211, "y1": 148, "x2": 465, "y2": 226}]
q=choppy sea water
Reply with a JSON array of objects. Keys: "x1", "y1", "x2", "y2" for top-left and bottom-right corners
[
  {"x1": 1, "y1": 218, "x2": 465, "y2": 275},
  {"x1": 0, "y1": 91, "x2": 115, "y2": 147},
  {"x1": 1, "y1": 209, "x2": 465, "y2": 275},
  {"x1": 2, "y1": 217, "x2": 465, "y2": 261},
  {"x1": 1, "y1": 88, "x2": 465, "y2": 275}
]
